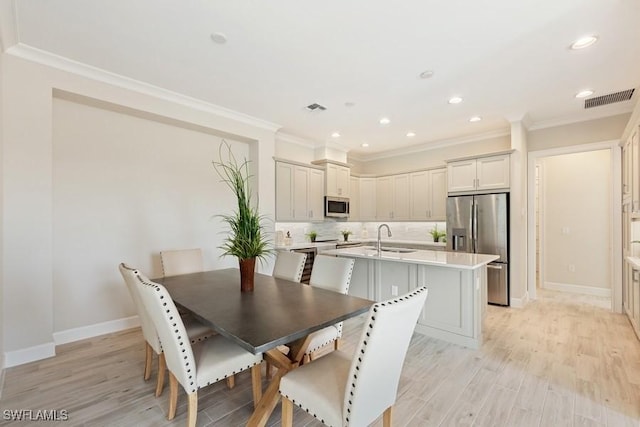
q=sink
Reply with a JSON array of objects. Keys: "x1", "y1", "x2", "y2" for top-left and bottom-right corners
[{"x1": 380, "y1": 247, "x2": 416, "y2": 254}]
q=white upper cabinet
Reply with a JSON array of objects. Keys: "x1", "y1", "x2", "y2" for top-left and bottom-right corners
[
  {"x1": 349, "y1": 176, "x2": 360, "y2": 220},
  {"x1": 448, "y1": 154, "x2": 510, "y2": 193},
  {"x1": 376, "y1": 174, "x2": 410, "y2": 220},
  {"x1": 410, "y1": 168, "x2": 447, "y2": 220},
  {"x1": 275, "y1": 161, "x2": 324, "y2": 221},
  {"x1": 359, "y1": 178, "x2": 377, "y2": 221},
  {"x1": 326, "y1": 163, "x2": 350, "y2": 198},
  {"x1": 631, "y1": 128, "x2": 640, "y2": 213}
]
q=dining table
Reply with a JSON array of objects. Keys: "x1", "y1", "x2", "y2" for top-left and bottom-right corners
[{"x1": 157, "y1": 267, "x2": 374, "y2": 427}]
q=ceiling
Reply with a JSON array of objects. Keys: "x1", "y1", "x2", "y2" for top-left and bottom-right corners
[{"x1": 6, "y1": 0, "x2": 640, "y2": 157}]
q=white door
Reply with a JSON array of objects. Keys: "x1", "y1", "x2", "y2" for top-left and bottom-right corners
[
  {"x1": 447, "y1": 160, "x2": 477, "y2": 192},
  {"x1": 275, "y1": 162, "x2": 294, "y2": 220}
]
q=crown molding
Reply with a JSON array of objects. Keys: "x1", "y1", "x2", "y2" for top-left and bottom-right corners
[
  {"x1": 527, "y1": 103, "x2": 634, "y2": 131},
  {"x1": 349, "y1": 128, "x2": 511, "y2": 162},
  {"x1": 5, "y1": 43, "x2": 281, "y2": 132},
  {"x1": 0, "y1": 0, "x2": 18, "y2": 52},
  {"x1": 275, "y1": 132, "x2": 319, "y2": 148}
]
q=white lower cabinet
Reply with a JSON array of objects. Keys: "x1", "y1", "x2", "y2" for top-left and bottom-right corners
[{"x1": 625, "y1": 261, "x2": 640, "y2": 340}]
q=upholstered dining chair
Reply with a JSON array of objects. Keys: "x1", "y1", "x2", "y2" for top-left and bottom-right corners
[
  {"x1": 272, "y1": 251, "x2": 307, "y2": 282},
  {"x1": 279, "y1": 287, "x2": 428, "y2": 427},
  {"x1": 160, "y1": 248, "x2": 204, "y2": 277},
  {"x1": 304, "y1": 255, "x2": 356, "y2": 360},
  {"x1": 134, "y1": 271, "x2": 264, "y2": 427},
  {"x1": 119, "y1": 263, "x2": 214, "y2": 397}
]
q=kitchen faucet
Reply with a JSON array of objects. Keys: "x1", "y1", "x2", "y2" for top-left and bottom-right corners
[{"x1": 377, "y1": 224, "x2": 392, "y2": 255}]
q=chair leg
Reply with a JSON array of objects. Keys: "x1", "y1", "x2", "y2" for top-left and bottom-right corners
[
  {"x1": 187, "y1": 392, "x2": 198, "y2": 427},
  {"x1": 155, "y1": 352, "x2": 166, "y2": 397},
  {"x1": 334, "y1": 338, "x2": 341, "y2": 350},
  {"x1": 281, "y1": 396, "x2": 293, "y2": 427},
  {"x1": 266, "y1": 361, "x2": 273, "y2": 379},
  {"x1": 383, "y1": 405, "x2": 393, "y2": 427},
  {"x1": 226, "y1": 375, "x2": 235, "y2": 389},
  {"x1": 168, "y1": 372, "x2": 179, "y2": 420},
  {"x1": 251, "y1": 363, "x2": 263, "y2": 408},
  {"x1": 144, "y1": 342, "x2": 153, "y2": 380}
]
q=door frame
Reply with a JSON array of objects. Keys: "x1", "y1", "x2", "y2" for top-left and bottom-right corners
[{"x1": 526, "y1": 140, "x2": 622, "y2": 312}]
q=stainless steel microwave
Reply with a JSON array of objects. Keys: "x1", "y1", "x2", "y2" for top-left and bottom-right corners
[{"x1": 325, "y1": 196, "x2": 350, "y2": 218}]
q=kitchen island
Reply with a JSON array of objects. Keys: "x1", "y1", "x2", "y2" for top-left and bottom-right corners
[{"x1": 321, "y1": 246, "x2": 499, "y2": 348}]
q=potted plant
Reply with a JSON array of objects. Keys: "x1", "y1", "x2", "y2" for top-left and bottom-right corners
[
  {"x1": 213, "y1": 140, "x2": 271, "y2": 292},
  {"x1": 429, "y1": 225, "x2": 446, "y2": 243},
  {"x1": 341, "y1": 230, "x2": 352, "y2": 242},
  {"x1": 306, "y1": 230, "x2": 318, "y2": 242}
]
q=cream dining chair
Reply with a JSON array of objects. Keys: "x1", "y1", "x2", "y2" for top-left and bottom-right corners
[
  {"x1": 272, "y1": 251, "x2": 307, "y2": 282},
  {"x1": 160, "y1": 248, "x2": 204, "y2": 277},
  {"x1": 279, "y1": 287, "x2": 428, "y2": 427},
  {"x1": 134, "y1": 270, "x2": 264, "y2": 426},
  {"x1": 119, "y1": 263, "x2": 214, "y2": 397},
  {"x1": 304, "y1": 255, "x2": 355, "y2": 361}
]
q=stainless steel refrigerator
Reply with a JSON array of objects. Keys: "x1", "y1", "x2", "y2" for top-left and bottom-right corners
[{"x1": 446, "y1": 193, "x2": 509, "y2": 305}]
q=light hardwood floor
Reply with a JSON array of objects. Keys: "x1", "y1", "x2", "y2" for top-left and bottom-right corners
[{"x1": 1, "y1": 289, "x2": 639, "y2": 427}]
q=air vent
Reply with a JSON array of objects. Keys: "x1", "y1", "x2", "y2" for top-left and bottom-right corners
[
  {"x1": 305, "y1": 103, "x2": 327, "y2": 112},
  {"x1": 584, "y1": 89, "x2": 635, "y2": 109}
]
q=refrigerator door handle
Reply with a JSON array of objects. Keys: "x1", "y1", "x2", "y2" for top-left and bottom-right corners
[
  {"x1": 472, "y1": 200, "x2": 478, "y2": 253},
  {"x1": 487, "y1": 264, "x2": 503, "y2": 270}
]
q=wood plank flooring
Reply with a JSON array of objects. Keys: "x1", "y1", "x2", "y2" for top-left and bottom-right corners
[{"x1": 1, "y1": 288, "x2": 639, "y2": 426}]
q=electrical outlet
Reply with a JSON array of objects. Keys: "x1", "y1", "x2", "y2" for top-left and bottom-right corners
[
  {"x1": 568, "y1": 264, "x2": 575, "y2": 272},
  {"x1": 391, "y1": 285, "x2": 398, "y2": 296}
]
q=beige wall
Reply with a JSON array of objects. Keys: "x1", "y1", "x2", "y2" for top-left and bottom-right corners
[
  {"x1": 1, "y1": 52, "x2": 277, "y2": 366},
  {"x1": 274, "y1": 138, "x2": 316, "y2": 164},
  {"x1": 542, "y1": 150, "x2": 611, "y2": 291},
  {"x1": 528, "y1": 114, "x2": 630, "y2": 152},
  {"x1": 0, "y1": 50, "x2": 4, "y2": 369}
]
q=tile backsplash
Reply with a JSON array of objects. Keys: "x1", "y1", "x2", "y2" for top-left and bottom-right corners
[{"x1": 275, "y1": 221, "x2": 446, "y2": 244}]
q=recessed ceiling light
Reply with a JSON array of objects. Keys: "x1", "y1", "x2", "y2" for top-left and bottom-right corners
[
  {"x1": 575, "y1": 89, "x2": 594, "y2": 98},
  {"x1": 344, "y1": 102, "x2": 355, "y2": 108},
  {"x1": 379, "y1": 117, "x2": 390, "y2": 125},
  {"x1": 210, "y1": 32, "x2": 228, "y2": 44},
  {"x1": 469, "y1": 116, "x2": 482, "y2": 122},
  {"x1": 361, "y1": 143, "x2": 369, "y2": 148},
  {"x1": 448, "y1": 96, "x2": 463, "y2": 104},
  {"x1": 570, "y1": 35, "x2": 598, "y2": 50},
  {"x1": 331, "y1": 132, "x2": 341, "y2": 138},
  {"x1": 419, "y1": 70, "x2": 434, "y2": 79},
  {"x1": 406, "y1": 132, "x2": 416, "y2": 137}
]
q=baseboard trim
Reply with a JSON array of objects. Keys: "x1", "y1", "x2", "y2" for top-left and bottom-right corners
[
  {"x1": 4, "y1": 342, "x2": 56, "y2": 368},
  {"x1": 53, "y1": 315, "x2": 140, "y2": 346},
  {"x1": 544, "y1": 281, "x2": 611, "y2": 298},
  {"x1": 510, "y1": 291, "x2": 529, "y2": 308}
]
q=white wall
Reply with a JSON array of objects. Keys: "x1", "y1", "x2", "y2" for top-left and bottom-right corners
[
  {"x1": 542, "y1": 150, "x2": 611, "y2": 292},
  {"x1": 274, "y1": 138, "x2": 315, "y2": 164},
  {"x1": 0, "y1": 49, "x2": 4, "y2": 369},
  {"x1": 1, "y1": 51, "x2": 278, "y2": 366}
]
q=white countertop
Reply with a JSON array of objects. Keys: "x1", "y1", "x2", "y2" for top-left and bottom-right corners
[
  {"x1": 321, "y1": 246, "x2": 499, "y2": 269},
  {"x1": 627, "y1": 256, "x2": 640, "y2": 269},
  {"x1": 275, "y1": 242, "x2": 338, "y2": 250},
  {"x1": 275, "y1": 239, "x2": 446, "y2": 251}
]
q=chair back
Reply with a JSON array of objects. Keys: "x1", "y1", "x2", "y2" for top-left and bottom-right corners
[
  {"x1": 272, "y1": 251, "x2": 307, "y2": 282},
  {"x1": 309, "y1": 255, "x2": 355, "y2": 294},
  {"x1": 135, "y1": 272, "x2": 198, "y2": 393},
  {"x1": 119, "y1": 263, "x2": 161, "y2": 354},
  {"x1": 160, "y1": 248, "x2": 204, "y2": 277},
  {"x1": 343, "y1": 287, "x2": 428, "y2": 426}
]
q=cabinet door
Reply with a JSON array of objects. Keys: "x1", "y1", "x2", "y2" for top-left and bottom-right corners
[
  {"x1": 428, "y1": 168, "x2": 447, "y2": 220},
  {"x1": 477, "y1": 155, "x2": 510, "y2": 191},
  {"x1": 349, "y1": 176, "x2": 360, "y2": 220},
  {"x1": 410, "y1": 171, "x2": 429, "y2": 219},
  {"x1": 631, "y1": 128, "x2": 640, "y2": 213},
  {"x1": 623, "y1": 139, "x2": 631, "y2": 198},
  {"x1": 275, "y1": 162, "x2": 294, "y2": 221},
  {"x1": 308, "y1": 168, "x2": 325, "y2": 221},
  {"x1": 359, "y1": 178, "x2": 377, "y2": 220},
  {"x1": 447, "y1": 160, "x2": 477, "y2": 192},
  {"x1": 293, "y1": 166, "x2": 310, "y2": 220},
  {"x1": 326, "y1": 164, "x2": 350, "y2": 198},
  {"x1": 634, "y1": 269, "x2": 640, "y2": 327},
  {"x1": 392, "y1": 174, "x2": 410, "y2": 220},
  {"x1": 376, "y1": 176, "x2": 393, "y2": 219}
]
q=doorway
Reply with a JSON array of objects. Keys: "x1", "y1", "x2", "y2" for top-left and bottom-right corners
[{"x1": 527, "y1": 141, "x2": 622, "y2": 312}]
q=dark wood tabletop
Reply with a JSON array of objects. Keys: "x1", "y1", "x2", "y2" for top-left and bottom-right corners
[{"x1": 157, "y1": 268, "x2": 373, "y2": 354}]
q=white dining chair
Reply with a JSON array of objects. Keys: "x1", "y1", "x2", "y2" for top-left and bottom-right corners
[
  {"x1": 304, "y1": 255, "x2": 355, "y2": 360},
  {"x1": 279, "y1": 287, "x2": 428, "y2": 427},
  {"x1": 160, "y1": 248, "x2": 204, "y2": 277},
  {"x1": 134, "y1": 271, "x2": 264, "y2": 426},
  {"x1": 272, "y1": 251, "x2": 307, "y2": 282},
  {"x1": 119, "y1": 263, "x2": 214, "y2": 397}
]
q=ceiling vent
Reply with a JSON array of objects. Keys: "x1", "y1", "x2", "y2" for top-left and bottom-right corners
[
  {"x1": 305, "y1": 103, "x2": 327, "y2": 112},
  {"x1": 584, "y1": 89, "x2": 635, "y2": 109}
]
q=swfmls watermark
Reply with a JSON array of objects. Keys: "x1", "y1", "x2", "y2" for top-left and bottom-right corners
[{"x1": 2, "y1": 409, "x2": 69, "y2": 422}]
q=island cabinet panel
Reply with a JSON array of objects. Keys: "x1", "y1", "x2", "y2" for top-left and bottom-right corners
[
  {"x1": 349, "y1": 256, "x2": 373, "y2": 300},
  {"x1": 417, "y1": 266, "x2": 473, "y2": 337}
]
